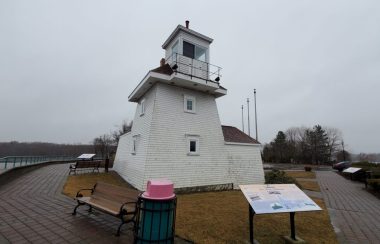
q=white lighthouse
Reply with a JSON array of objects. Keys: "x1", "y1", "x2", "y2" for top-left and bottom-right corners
[{"x1": 113, "y1": 22, "x2": 264, "y2": 191}]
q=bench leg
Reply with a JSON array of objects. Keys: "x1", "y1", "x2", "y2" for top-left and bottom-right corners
[
  {"x1": 116, "y1": 220, "x2": 125, "y2": 236},
  {"x1": 72, "y1": 202, "x2": 84, "y2": 215}
]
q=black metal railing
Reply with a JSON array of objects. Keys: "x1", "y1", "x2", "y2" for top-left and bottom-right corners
[
  {"x1": 0, "y1": 156, "x2": 77, "y2": 170},
  {"x1": 166, "y1": 53, "x2": 222, "y2": 83}
]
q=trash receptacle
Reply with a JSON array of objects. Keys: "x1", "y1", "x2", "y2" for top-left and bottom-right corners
[{"x1": 135, "y1": 179, "x2": 176, "y2": 243}]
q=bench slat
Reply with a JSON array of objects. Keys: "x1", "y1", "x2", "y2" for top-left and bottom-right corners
[{"x1": 94, "y1": 182, "x2": 140, "y2": 202}]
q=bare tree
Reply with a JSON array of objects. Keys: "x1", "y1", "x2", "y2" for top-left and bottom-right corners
[
  {"x1": 93, "y1": 134, "x2": 114, "y2": 158},
  {"x1": 285, "y1": 126, "x2": 308, "y2": 163},
  {"x1": 325, "y1": 127, "x2": 343, "y2": 162},
  {"x1": 112, "y1": 120, "x2": 133, "y2": 143}
]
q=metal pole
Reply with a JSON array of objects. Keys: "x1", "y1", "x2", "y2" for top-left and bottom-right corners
[
  {"x1": 249, "y1": 205, "x2": 254, "y2": 244},
  {"x1": 241, "y1": 105, "x2": 245, "y2": 132},
  {"x1": 247, "y1": 98, "x2": 250, "y2": 136},
  {"x1": 254, "y1": 89, "x2": 258, "y2": 141},
  {"x1": 290, "y1": 212, "x2": 296, "y2": 240}
]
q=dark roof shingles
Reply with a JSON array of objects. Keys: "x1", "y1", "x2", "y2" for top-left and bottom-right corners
[
  {"x1": 150, "y1": 64, "x2": 174, "y2": 76},
  {"x1": 221, "y1": 125, "x2": 260, "y2": 144}
]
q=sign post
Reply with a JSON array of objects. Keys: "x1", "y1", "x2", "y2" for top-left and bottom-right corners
[
  {"x1": 290, "y1": 212, "x2": 295, "y2": 240},
  {"x1": 240, "y1": 184, "x2": 322, "y2": 243},
  {"x1": 249, "y1": 205, "x2": 255, "y2": 243}
]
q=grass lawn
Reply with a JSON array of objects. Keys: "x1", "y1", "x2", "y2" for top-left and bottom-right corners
[
  {"x1": 285, "y1": 171, "x2": 316, "y2": 179},
  {"x1": 63, "y1": 171, "x2": 132, "y2": 198},
  {"x1": 295, "y1": 180, "x2": 321, "y2": 192},
  {"x1": 63, "y1": 172, "x2": 336, "y2": 243}
]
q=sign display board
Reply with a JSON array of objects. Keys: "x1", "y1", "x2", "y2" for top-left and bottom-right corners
[
  {"x1": 77, "y1": 154, "x2": 96, "y2": 159},
  {"x1": 343, "y1": 167, "x2": 362, "y2": 174},
  {"x1": 240, "y1": 184, "x2": 321, "y2": 214}
]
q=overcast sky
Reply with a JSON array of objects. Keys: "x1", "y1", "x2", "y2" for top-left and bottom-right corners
[{"x1": 1, "y1": 0, "x2": 379, "y2": 153}]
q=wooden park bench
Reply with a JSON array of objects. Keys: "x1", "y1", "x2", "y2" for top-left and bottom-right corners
[
  {"x1": 69, "y1": 160, "x2": 101, "y2": 175},
  {"x1": 72, "y1": 182, "x2": 140, "y2": 236}
]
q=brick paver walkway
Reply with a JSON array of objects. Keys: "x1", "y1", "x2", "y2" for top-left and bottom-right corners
[
  {"x1": 0, "y1": 163, "x2": 135, "y2": 243},
  {"x1": 317, "y1": 171, "x2": 380, "y2": 244}
]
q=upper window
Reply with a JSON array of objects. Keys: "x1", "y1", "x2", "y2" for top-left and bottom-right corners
[
  {"x1": 184, "y1": 95, "x2": 196, "y2": 113},
  {"x1": 132, "y1": 138, "x2": 137, "y2": 154},
  {"x1": 183, "y1": 41, "x2": 206, "y2": 62},
  {"x1": 132, "y1": 135, "x2": 140, "y2": 155},
  {"x1": 140, "y1": 99, "x2": 145, "y2": 116}
]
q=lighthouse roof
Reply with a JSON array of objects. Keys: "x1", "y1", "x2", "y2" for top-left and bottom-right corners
[
  {"x1": 162, "y1": 25, "x2": 213, "y2": 49},
  {"x1": 222, "y1": 125, "x2": 260, "y2": 144},
  {"x1": 150, "y1": 63, "x2": 174, "y2": 76}
]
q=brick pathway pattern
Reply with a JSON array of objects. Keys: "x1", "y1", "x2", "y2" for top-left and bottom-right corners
[
  {"x1": 0, "y1": 164, "x2": 135, "y2": 243},
  {"x1": 317, "y1": 171, "x2": 380, "y2": 244}
]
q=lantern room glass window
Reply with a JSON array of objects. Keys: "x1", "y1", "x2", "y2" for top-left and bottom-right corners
[
  {"x1": 183, "y1": 41, "x2": 206, "y2": 62},
  {"x1": 171, "y1": 41, "x2": 179, "y2": 62},
  {"x1": 195, "y1": 46, "x2": 206, "y2": 62},
  {"x1": 183, "y1": 41, "x2": 195, "y2": 59}
]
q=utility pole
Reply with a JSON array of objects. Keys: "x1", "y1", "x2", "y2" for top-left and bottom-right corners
[
  {"x1": 241, "y1": 105, "x2": 245, "y2": 132},
  {"x1": 254, "y1": 89, "x2": 258, "y2": 141},
  {"x1": 247, "y1": 98, "x2": 250, "y2": 136}
]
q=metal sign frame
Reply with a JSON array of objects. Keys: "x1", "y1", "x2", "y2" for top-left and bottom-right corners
[{"x1": 240, "y1": 184, "x2": 322, "y2": 243}]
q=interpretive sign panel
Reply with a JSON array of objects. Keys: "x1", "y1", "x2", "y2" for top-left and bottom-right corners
[
  {"x1": 343, "y1": 167, "x2": 361, "y2": 174},
  {"x1": 240, "y1": 184, "x2": 321, "y2": 214}
]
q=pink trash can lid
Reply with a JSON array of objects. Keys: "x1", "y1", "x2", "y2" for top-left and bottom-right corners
[{"x1": 142, "y1": 179, "x2": 175, "y2": 200}]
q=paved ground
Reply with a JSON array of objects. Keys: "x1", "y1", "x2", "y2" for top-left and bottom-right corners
[
  {"x1": 317, "y1": 171, "x2": 380, "y2": 244},
  {"x1": 0, "y1": 163, "x2": 136, "y2": 243}
]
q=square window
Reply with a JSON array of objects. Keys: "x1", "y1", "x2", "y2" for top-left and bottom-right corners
[
  {"x1": 187, "y1": 100, "x2": 193, "y2": 111},
  {"x1": 186, "y1": 135, "x2": 199, "y2": 156},
  {"x1": 189, "y1": 140, "x2": 196, "y2": 152},
  {"x1": 184, "y1": 95, "x2": 196, "y2": 113},
  {"x1": 140, "y1": 99, "x2": 145, "y2": 116}
]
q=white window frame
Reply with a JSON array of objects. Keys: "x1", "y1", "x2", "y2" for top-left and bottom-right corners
[
  {"x1": 184, "y1": 95, "x2": 196, "y2": 113},
  {"x1": 132, "y1": 138, "x2": 137, "y2": 155},
  {"x1": 131, "y1": 134, "x2": 140, "y2": 155},
  {"x1": 140, "y1": 99, "x2": 145, "y2": 116},
  {"x1": 186, "y1": 135, "x2": 200, "y2": 156}
]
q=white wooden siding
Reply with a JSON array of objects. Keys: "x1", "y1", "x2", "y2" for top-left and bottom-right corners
[
  {"x1": 114, "y1": 82, "x2": 265, "y2": 191},
  {"x1": 113, "y1": 85, "x2": 158, "y2": 190},
  {"x1": 225, "y1": 144, "x2": 265, "y2": 188}
]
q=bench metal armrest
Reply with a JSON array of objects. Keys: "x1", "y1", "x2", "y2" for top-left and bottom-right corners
[
  {"x1": 75, "y1": 188, "x2": 94, "y2": 198},
  {"x1": 120, "y1": 201, "x2": 138, "y2": 215}
]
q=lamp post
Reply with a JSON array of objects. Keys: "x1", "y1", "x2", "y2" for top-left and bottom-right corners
[
  {"x1": 241, "y1": 105, "x2": 245, "y2": 132},
  {"x1": 254, "y1": 89, "x2": 258, "y2": 141},
  {"x1": 247, "y1": 98, "x2": 250, "y2": 136}
]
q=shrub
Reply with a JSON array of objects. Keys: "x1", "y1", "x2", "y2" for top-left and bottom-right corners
[
  {"x1": 304, "y1": 166, "x2": 312, "y2": 172},
  {"x1": 352, "y1": 161, "x2": 379, "y2": 170},
  {"x1": 372, "y1": 171, "x2": 380, "y2": 179},
  {"x1": 265, "y1": 170, "x2": 297, "y2": 184},
  {"x1": 368, "y1": 179, "x2": 380, "y2": 191}
]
